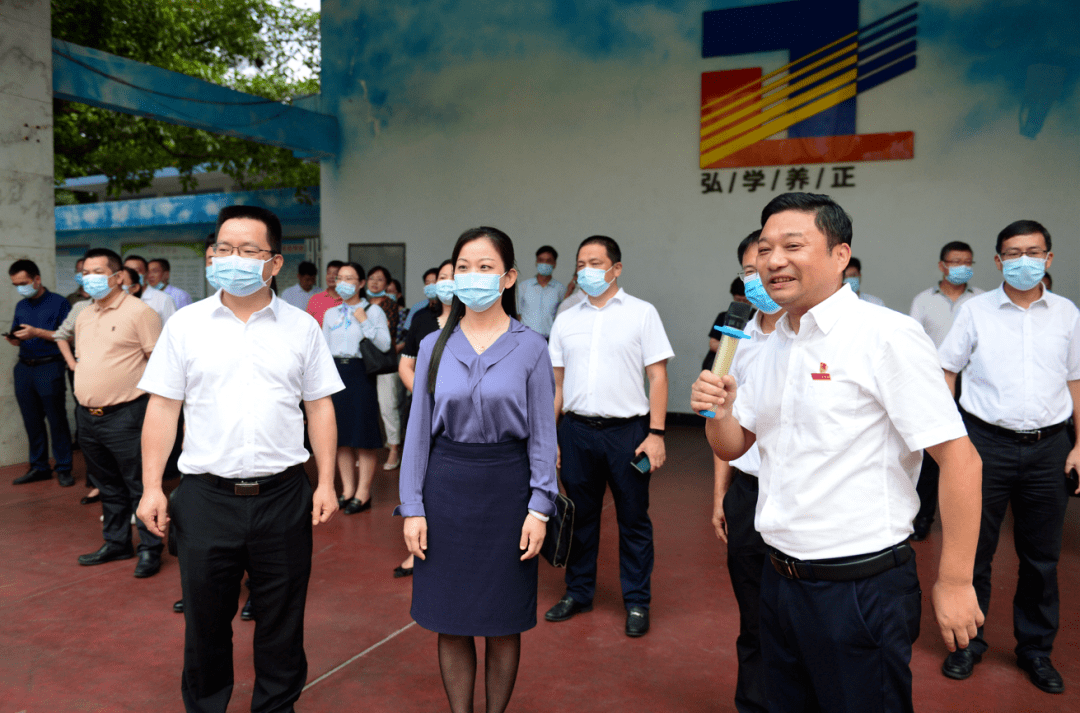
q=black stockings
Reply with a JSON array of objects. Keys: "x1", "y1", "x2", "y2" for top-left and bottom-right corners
[{"x1": 438, "y1": 633, "x2": 521, "y2": 713}]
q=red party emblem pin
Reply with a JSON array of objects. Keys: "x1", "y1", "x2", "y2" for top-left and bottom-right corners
[{"x1": 811, "y1": 362, "x2": 831, "y2": 381}]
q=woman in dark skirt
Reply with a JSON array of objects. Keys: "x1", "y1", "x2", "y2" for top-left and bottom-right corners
[
  {"x1": 397, "y1": 228, "x2": 558, "y2": 713},
  {"x1": 321, "y1": 262, "x2": 391, "y2": 514}
]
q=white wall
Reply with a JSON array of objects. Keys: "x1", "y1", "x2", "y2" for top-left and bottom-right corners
[{"x1": 320, "y1": 0, "x2": 1080, "y2": 414}]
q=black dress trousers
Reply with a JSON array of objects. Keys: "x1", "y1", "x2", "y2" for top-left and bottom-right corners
[
  {"x1": 964, "y1": 416, "x2": 1070, "y2": 660},
  {"x1": 723, "y1": 470, "x2": 768, "y2": 713},
  {"x1": 172, "y1": 467, "x2": 313, "y2": 713}
]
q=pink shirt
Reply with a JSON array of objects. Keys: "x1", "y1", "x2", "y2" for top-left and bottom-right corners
[{"x1": 305, "y1": 290, "x2": 342, "y2": 327}]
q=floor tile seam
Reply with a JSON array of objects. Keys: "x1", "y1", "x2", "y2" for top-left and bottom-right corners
[
  {"x1": 302, "y1": 619, "x2": 418, "y2": 692},
  {"x1": 0, "y1": 567, "x2": 121, "y2": 609}
]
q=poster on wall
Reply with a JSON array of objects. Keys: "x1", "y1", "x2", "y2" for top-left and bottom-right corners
[
  {"x1": 699, "y1": 0, "x2": 917, "y2": 193},
  {"x1": 122, "y1": 242, "x2": 207, "y2": 301}
]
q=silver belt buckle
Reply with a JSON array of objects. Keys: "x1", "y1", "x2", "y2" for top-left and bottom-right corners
[{"x1": 234, "y1": 482, "x2": 260, "y2": 496}]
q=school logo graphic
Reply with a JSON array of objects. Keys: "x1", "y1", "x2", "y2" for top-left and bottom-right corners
[{"x1": 700, "y1": 0, "x2": 917, "y2": 169}]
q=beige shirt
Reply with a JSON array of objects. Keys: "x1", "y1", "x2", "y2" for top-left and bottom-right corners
[{"x1": 74, "y1": 291, "x2": 161, "y2": 407}]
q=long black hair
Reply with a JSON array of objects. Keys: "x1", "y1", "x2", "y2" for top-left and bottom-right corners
[{"x1": 427, "y1": 227, "x2": 516, "y2": 394}]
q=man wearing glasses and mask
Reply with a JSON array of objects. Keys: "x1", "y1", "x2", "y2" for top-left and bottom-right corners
[
  {"x1": 938, "y1": 220, "x2": 1080, "y2": 694},
  {"x1": 137, "y1": 205, "x2": 343, "y2": 713}
]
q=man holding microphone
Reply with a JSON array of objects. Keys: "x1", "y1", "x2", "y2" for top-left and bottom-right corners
[{"x1": 692, "y1": 192, "x2": 983, "y2": 712}]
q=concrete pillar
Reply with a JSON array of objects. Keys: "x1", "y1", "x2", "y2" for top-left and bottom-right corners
[{"x1": 0, "y1": 0, "x2": 54, "y2": 466}]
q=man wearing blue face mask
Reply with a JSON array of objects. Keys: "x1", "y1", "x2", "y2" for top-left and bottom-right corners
[
  {"x1": 546, "y1": 235, "x2": 673, "y2": 637},
  {"x1": 7, "y1": 259, "x2": 74, "y2": 486},
  {"x1": 516, "y1": 245, "x2": 565, "y2": 338},
  {"x1": 909, "y1": 241, "x2": 984, "y2": 541},
  {"x1": 938, "y1": 220, "x2": 1080, "y2": 694},
  {"x1": 842, "y1": 257, "x2": 885, "y2": 306}
]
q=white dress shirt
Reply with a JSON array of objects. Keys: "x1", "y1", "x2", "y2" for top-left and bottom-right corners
[
  {"x1": 556, "y1": 289, "x2": 587, "y2": 316},
  {"x1": 731, "y1": 285, "x2": 966, "y2": 560},
  {"x1": 138, "y1": 291, "x2": 344, "y2": 479},
  {"x1": 859, "y1": 292, "x2": 885, "y2": 307},
  {"x1": 280, "y1": 283, "x2": 316, "y2": 311},
  {"x1": 162, "y1": 283, "x2": 192, "y2": 310},
  {"x1": 909, "y1": 283, "x2": 984, "y2": 348},
  {"x1": 938, "y1": 284, "x2": 1080, "y2": 430},
  {"x1": 728, "y1": 312, "x2": 770, "y2": 477},
  {"x1": 321, "y1": 299, "x2": 391, "y2": 357},
  {"x1": 517, "y1": 276, "x2": 565, "y2": 337},
  {"x1": 549, "y1": 288, "x2": 674, "y2": 418},
  {"x1": 142, "y1": 286, "x2": 176, "y2": 324}
]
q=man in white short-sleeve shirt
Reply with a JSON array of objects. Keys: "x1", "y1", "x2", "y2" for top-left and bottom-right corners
[
  {"x1": 544, "y1": 235, "x2": 673, "y2": 638},
  {"x1": 124, "y1": 255, "x2": 177, "y2": 324},
  {"x1": 692, "y1": 192, "x2": 983, "y2": 712},
  {"x1": 937, "y1": 220, "x2": 1080, "y2": 694},
  {"x1": 136, "y1": 205, "x2": 343, "y2": 713}
]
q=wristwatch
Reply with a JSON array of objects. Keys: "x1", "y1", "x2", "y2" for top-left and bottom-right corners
[{"x1": 649, "y1": 428, "x2": 665, "y2": 437}]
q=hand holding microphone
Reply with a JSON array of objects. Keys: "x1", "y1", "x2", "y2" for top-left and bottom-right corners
[{"x1": 698, "y1": 302, "x2": 753, "y2": 418}]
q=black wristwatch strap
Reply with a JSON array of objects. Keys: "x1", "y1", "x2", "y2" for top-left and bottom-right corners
[{"x1": 649, "y1": 428, "x2": 665, "y2": 437}]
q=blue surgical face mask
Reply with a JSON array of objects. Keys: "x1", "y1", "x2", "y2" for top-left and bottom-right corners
[
  {"x1": 536, "y1": 263, "x2": 554, "y2": 277},
  {"x1": 366, "y1": 288, "x2": 386, "y2": 298},
  {"x1": 843, "y1": 276, "x2": 860, "y2": 293},
  {"x1": 74, "y1": 273, "x2": 84, "y2": 287},
  {"x1": 16, "y1": 283, "x2": 37, "y2": 298},
  {"x1": 212, "y1": 255, "x2": 272, "y2": 297},
  {"x1": 454, "y1": 272, "x2": 505, "y2": 312},
  {"x1": 742, "y1": 274, "x2": 782, "y2": 314},
  {"x1": 423, "y1": 283, "x2": 439, "y2": 300},
  {"x1": 335, "y1": 281, "x2": 358, "y2": 300},
  {"x1": 435, "y1": 279, "x2": 455, "y2": 305},
  {"x1": 205, "y1": 264, "x2": 221, "y2": 291},
  {"x1": 83, "y1": 273, "x2": 117, "y2": 300},
  {"x1": 151, "y1": 282, "x2": 165, "y2": 290},
  {"x1": 945, "y1": 265, "x2": 973, "y2": 285},
  {"x1": 1001, "y1": 256, "x2": 1046, "y2": 291},
  {"x1": 577, "y1": 266, "x2": 613, "y2": 297}
]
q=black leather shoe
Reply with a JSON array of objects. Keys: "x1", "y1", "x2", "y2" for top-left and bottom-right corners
[
  {"x1": 1018, "y1": 656, "x2": 1064, "y2": 694},
  {"x1": 393, "y1": 566, "x2": 413, "y2": 578},
  {"x1": 626, "y1": 606, "x2": 650, "y2": 637},
  {"x1": 910, "y1": 517, "x2": 933, "y2": 542},
  {"x1": 240, "y1": 597, "x2": 255, "y2": 621},
  {"x1": 338, "y1": 495, "x2": 347, "y2": 507},
  {"x1": 343, "y1": 497, "x2": 371, "y2": 514},
  {"x1": 173, "y1": 600, "x2": 184, "y2": 614},
  {"x1": 544, "y1": 595, "x2": 593, "y2": 622},
  {"x1": 133, "y1": 551, "x2": 161, "y2": 578},
  {"x1": 942, "y1": 648, "x2": 981, "y2": 680},
  {"x1": 57, "y1": 471, "x2": 75, "y2": 487},
  {"x1": 78, "y1": 543, "x2": 135, "y2": 566},
  {"x1": 13, "y1": 469, "x2": 51, "y2": 485},
  {"x1": 80, "y1": 493, "x2": 101, "y2": 505}
]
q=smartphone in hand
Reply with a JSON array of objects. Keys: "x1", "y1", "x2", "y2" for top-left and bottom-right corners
[{"x1": 630, "y1": 452, "x2": 650, "y2": 474}]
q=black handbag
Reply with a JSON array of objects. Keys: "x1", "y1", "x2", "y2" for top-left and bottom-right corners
[
  {"x1": 359, "y1": 337, "x2": 399, "y2": 376},
  {"x1": 541, "y1": 492, "x2": 575, "y2": 567}
]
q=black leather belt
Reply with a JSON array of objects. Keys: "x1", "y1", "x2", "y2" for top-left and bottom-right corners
[
  {"x1": 334, "y1": 356, "x2": 358, "y2": 364},
  {"x1": 190, "y1": 464, "x2": 305, "y2": 496},
  {"x1": 19, "y1": 354, "x2": 64, "y2": 367},
  {"x1": 963, "y1": 410, "x2": 1067, "y2": 445},
  {"x1": 81, "y1": 393, "x2": 149, "y2": 417},
  {"x1": 770, "y1": 542, "x2": 912, "y2": 582},
  {"x1": 566, "y1": 412, "x2": 646, "y2": 429}
]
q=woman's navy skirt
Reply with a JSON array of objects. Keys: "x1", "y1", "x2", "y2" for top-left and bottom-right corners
[
  {"x1": 332, "y1": 358, "x2": 383, "y2": 450},
  {"x1": 411, "y1": 437, "x2": 537, "y2": 636}
]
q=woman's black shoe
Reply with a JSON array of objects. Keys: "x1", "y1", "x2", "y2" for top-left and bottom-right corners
[
  {"x1": 343, "y1": 498, "x2": 371, "y2": 514},
  {"x1": 393, "y1": 566, "x2": 414, "y2": 578}
]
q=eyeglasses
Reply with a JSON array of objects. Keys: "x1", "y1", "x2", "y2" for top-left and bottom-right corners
[
  {"x1": 942, "y1": 260, "x2": 975, "y2": 267},
  {"x1": 737, "y1": 269, "x2": 758, "y2": 281},
  {"x1": 212, "y1": 243, "x2": 277, "y2": 259},
  {"x1": 999, "y1": 249, "x2": 1048, "y2": 260}
]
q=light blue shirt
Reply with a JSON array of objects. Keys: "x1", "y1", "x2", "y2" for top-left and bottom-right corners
[
  {"x1": 402, "y1": 297, "x2": 431, "y2": 331},
  {"x1": 516, "y1": 276, "x2": 565, "y2": 337},
  {"x1": 321, "y1": 299, "x2": 391, "y2": 358}
]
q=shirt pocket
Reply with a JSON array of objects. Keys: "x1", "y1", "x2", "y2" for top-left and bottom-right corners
[{"x1": 795, "y1": 370, "x2": 863, "y2": 453}]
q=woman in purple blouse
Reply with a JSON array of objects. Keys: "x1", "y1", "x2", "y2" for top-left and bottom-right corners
[{"x1": 396, "y1": 227, "x2": 558, "y2": 713}]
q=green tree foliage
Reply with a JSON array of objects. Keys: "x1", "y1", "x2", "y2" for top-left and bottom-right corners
[{"x1": 53, "y1": 0, "x2": 320, "y2": 201}]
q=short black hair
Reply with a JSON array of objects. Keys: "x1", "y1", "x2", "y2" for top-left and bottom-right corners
[
  {"x1": 298, "y1": 261, "x2": 317, "y2": 277},
  {"x1": 216, "y1": 205, "x2": 283, "y2": 253},
  {"x1": 729, "y1": 276, "x2": 745, "y2": 298},
  {"x1": 423, "y1": 267, "x2": 439, "y2": 281},
  {"x1": 847, "y1": 257, "x2": 862, "y2": 272},
  {"x1": 939, "y1": 241, "x2": 973, "y2": 262},
  {"x1": 327, "y1": 260, "x2": 344, "y2": 271},
  {"x1": 8, "y1": 259, "x2": 39, "y2": 279},
  {"x1": 761, "y1": 192, "x2": 853, "y2": 250},
  {"x1": 737, "y1": 230, "x2": 761, "y2": 264},
  {"x1": 84, "y1": 248, "x2": 122, "y2": 273},
  {"x1": 368, "y1": 265, "x2": 392, "y2": 283},
  {"x1": 122, "y1": 267, "x2": 142, "y2": 295},
  {"x1": 536, "y1": 245, "x2": 558, "y2": 260},
  {"x1": 1043, "y1": 271, "x2": 1053, "y2": 289},
  {"x1": 124, "y1": 254, "x2": 148, "y2": 271},
  {"x1": 149, "y1": 258, "x2": 171, "y2": 272},
  {"x1": 578, "y1": 235, "x2": 621, "y2": 264},
  {"x1": 997, "y1": 220, "x2": 1051, "y2": 254},
  {"x1": 205, "y1": 232, "x2": 216, "y2": 250}
]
